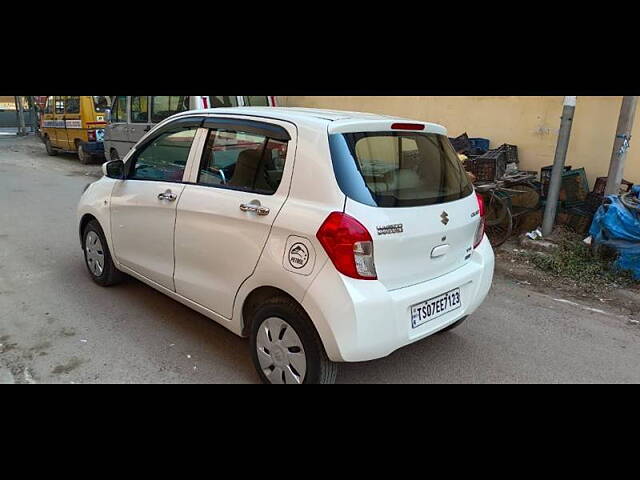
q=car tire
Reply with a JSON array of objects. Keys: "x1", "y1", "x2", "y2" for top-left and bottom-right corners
[
  {"x1": 44, "y1": 137, "x2": 57, "y2": 156},
  {"x1": 77, "y1": 143, "x2": 91, "y2": 164},
  {"x1": 82, "y1": 219, "x2": 124, "y2": 286},
  {"x1": 438, "y1": 315, "x2": 468, "y2": 333},
  {"x1": 249, "y1": 296, "x2": 337, "y2": 384}
]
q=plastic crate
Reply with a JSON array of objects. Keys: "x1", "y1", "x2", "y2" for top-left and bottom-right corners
[
  {"x1": 585, "y1": 191, "x2": 604, "y2": 213},
  {"x1": 472, "y1": 149, "x2": 507, "y2": 181},
  {"x1": 499, "y1": 144, "x2": 518, "y2": 164},
  {"x1": 540, "y1": 165, "x2": 572, "y2": 197},
  {"x1": 564, "y1": 205, "x2": 594, "y2": 235},
  {"x1": 449, "y1": 132, "x2": 472, "y2": 154},
  {"x1": 558, "y1": 168, "x2": 589, "y2": 204},
  {"x1": 592, "y1": 176, "x2": 633, "y2": 195},
  {"x1": 469, "y1": 138, "x2": 490, "y2": 153}
]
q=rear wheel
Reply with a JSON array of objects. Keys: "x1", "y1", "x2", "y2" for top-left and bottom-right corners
[
  {"x1": 249, "y1": 296, "x2": 337, "y2": 384},
  {"x1": 44, "y1": 137, "x2": 57, "y2": 156},
  {"x1": 77, "y1": 142, "x2": 91, "y2": 164}
]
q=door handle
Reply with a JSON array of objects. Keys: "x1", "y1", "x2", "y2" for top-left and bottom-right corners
[
  {"x1": 158, "y1": 190, "x2": 177, "y2": 201},
  {"x1": 240, "y1": 202, "x2": 270, "y2": 216}
]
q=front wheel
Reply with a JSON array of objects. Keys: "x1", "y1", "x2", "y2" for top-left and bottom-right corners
[
  {"x1": 250, "y1": 296, "x2": 337, "y2": 384},
  {"x1": 83, "y1": 220, "x2": 124, "y2": 286}
]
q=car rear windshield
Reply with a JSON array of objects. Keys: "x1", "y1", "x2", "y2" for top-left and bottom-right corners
[
  {"x1": 93, "y1": 96, "x2": 109, "y2": 112},
  {"x1": 329, "y1": 131, "x2": 473, "y2": 208}
]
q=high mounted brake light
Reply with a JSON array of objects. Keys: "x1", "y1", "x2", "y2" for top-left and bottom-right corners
[{"x1": 391, "y1": 123, "x2": 425, "y2": 131}]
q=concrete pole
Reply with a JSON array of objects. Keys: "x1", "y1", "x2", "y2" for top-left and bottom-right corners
[
  {"x1": 604, "y1": 96, "x2": 638, "y2": 196},
  {"x1": 14, "y1": 96, "x2": 26, "y2": 136},
  {"x1": 542, "y1": 96, "x2": 577, "y2": 237}
]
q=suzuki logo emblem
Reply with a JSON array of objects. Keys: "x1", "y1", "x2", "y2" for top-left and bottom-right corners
[{"x1": 441, "y1": 211, "x2": 449, "y2": 225}]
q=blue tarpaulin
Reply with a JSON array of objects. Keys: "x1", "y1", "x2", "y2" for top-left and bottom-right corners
[{"x1": 589, "y1": 185, "x2": 640, "y2": 279}]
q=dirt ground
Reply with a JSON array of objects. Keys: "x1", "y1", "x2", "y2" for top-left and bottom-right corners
[{"x1": 494, "y1": 239, "x2": 640, "y2": 322}]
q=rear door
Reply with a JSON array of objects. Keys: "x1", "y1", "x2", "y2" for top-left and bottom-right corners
[
  {"x1": 174, "y1": 118, "x2": 294, "y2": 319},
  {"x1": 330, "y1": 127, "x2": 479, "y2": 291}
]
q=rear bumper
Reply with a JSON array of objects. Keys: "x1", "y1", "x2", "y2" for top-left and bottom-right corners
[
  {"x1": 81, "y1": 141, "x2": 104, "y2": 156},
  {"x1": 302, "y1": 235, "x2": 495, "y2": 362}
]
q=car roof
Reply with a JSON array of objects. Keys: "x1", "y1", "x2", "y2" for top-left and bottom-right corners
[{"x1": 170, "y1": 107, "x2": 448, "y2": 135}]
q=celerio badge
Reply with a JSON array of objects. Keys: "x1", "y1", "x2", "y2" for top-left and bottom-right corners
[{"x1": 377, "y1": 224, "x2": 403, "y2": 235}]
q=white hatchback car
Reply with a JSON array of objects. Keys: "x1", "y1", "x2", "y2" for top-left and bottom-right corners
[{"x1": 77, "y1": 107, "x2": 494, "y2": 384}]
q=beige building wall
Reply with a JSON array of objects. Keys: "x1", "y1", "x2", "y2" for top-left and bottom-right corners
[{"x1": 277, "y1": 96, "x2": 639, "y2": 188}]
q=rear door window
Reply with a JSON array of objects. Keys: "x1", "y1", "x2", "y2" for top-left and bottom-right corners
[
  {"x1": 93, "y1": 96, "x2": 109, "y2": 112},
  {"x1": 150, "y1": 96, "x2": 189, "y2": 123},
  {"x1": 197, "y1": 129, "x2": 287, "y2": 195},
  {"x1": 329, "y1": 131, "x2": 473, "y2": 207}
]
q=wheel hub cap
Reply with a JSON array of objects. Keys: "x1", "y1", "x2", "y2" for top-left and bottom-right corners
[
  {"x1": 85, "y1": 231, "x2": 104, "y2": 277},
  {"x1": 256, "y1": 317, "x2": 307, "y2": 384}
]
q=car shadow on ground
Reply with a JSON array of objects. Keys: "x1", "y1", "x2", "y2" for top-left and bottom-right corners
[{"x1": 57, "y1": 256, "x2": 258, "y2": 383}]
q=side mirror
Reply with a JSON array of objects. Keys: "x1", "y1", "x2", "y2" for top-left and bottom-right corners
[{"x1": 102, "y1": 160, "x2": 125, "y2": 179}]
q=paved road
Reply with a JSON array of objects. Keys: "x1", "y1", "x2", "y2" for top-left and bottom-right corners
[{"x1": 1, "y1": 135, "x2": 640, "y2": 384}]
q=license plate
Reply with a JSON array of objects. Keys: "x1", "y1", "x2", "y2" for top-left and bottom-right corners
[
  {"x1": 411, "y1": 288, "x2": 461, "y2": 328},
  {"x1": 95, "y1": 129, "x2": 105, "y2": 142}
]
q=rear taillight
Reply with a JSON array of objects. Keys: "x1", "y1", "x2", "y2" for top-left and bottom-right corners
[
  {"x1": 87, "y1": 130, "x2": 96, "y2": 142},
  {"x1": 316, "y1": 212, "x2": 377, "y2": 280},
  {"x1": 474, "y1": 192, "x2": 485, "y2": 248}
]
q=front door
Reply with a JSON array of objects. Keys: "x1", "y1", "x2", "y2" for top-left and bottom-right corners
[
  {"x1": 174, "y1": 120, "x2": 294, "y2": 319},
  {"x1": 110, "y1": 125, "x2": 199, "y2": 290}
]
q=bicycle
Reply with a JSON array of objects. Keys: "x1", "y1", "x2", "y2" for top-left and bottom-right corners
[{"x1": 474, "y1": 172, "x2": 540, "y2": 248}]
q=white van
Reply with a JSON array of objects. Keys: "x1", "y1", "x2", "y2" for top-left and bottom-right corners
[{"x1": 104, "y1": 96, "x2": 275, "y2": 161}]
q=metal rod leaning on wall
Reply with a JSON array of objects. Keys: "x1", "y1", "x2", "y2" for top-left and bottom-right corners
[
  {"x1": 542, "y1": 96, "x2": 577, "y2": 237},
  {"x1": 604, "y1": 96, "x2": 638, "y2": 196}
]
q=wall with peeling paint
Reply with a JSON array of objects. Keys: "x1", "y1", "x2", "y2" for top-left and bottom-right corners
[{"x1": 277, "y1": 96, "x2": 638, "y2": 187}]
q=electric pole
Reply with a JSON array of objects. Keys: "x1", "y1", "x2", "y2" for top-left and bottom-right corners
[
  {"x1": 542, "y1": 96, "x2": 577, "y2": 236},
  {"x1": 604, "y1": 96, "x2": 638, "y2": 196},
  {"x1": 14, "y1": 96, "x2": 26, "y2": 136}
]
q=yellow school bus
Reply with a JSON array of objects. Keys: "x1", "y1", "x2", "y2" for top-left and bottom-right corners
[{"x1": 41, "y1": 96, "x2": 109, "y2": 163}]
